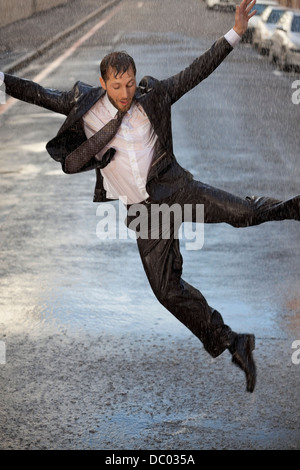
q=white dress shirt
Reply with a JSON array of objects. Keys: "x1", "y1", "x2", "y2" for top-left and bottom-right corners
[
  {"x1": 0, "y1": 73, "x2": 155, "y2": 204},
  {"x1": 224, "y1": 28, "x2": 241, "y2": 47},
  {"x1": 83, "y1": 93, "x2": 157, "y2": 204}
]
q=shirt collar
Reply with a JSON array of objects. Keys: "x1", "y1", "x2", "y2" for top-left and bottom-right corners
[{"x1": 103, "y1": 92, "x2": 134, "y2": 118}]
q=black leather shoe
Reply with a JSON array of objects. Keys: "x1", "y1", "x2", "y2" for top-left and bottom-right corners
[{"x1": 231, "y1": 334, "x2": 256, "y2": 393}]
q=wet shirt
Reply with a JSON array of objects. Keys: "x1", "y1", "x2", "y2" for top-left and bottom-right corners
[
  {"x1": 82, "y1": 93, "x2": 157, "y2": 205},
  {"x1": 81, "y1": 30, "x2": 240, "y2": 205}
]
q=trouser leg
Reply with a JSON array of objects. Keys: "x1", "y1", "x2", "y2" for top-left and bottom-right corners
[
  {"x1": 132, "y1": 203, "x2": 236, "y2": 358},
  {"x1": 127, "y1": 180, "x2": 299, "y2": 358},
  {"x1": 177, "y1": 180, "x2": 299, "y2": 226}
]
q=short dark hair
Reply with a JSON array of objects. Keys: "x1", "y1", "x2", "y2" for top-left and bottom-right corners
[{"x1": 100, "y1": 51, "x2": 136, "y2": 82}]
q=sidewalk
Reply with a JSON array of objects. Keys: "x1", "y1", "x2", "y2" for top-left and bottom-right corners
[{"x1": 0, "y1": 0, "x2": 121, "y2": 73}]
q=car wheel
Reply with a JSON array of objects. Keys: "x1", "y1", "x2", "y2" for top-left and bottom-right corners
[
  {"x1": 269, "y1": 48, "x2": 277, "y2": 64},
  {"x1": 279, "y1": 48, "x2": 290, "y2": 72},
  {"x1": 259, "y1": 46, "x2": 268, "y2": 56},
  {"x1": 253, "y1": 35, "x2": 260, "y2": 50}
]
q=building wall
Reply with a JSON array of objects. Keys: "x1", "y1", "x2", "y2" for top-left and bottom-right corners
[{"x1": 0, "y1": 0, "x2": 68, "y2": 28}]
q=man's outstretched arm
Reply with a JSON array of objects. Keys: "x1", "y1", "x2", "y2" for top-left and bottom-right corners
[
  {"x1": 162, "y1": 0, "x2": 257, "y2": 104},
  {"x1": 0, "y1": 71, "x2": 75, "y2": 116}
]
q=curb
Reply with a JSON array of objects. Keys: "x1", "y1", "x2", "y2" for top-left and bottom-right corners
[{"x1": 3, "y1": 0, "x2": 122, "y2": 74}]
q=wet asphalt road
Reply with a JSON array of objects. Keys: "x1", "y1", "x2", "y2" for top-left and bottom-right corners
[{"x1": 0, "y1": 0, "x2": 300, "y2": 451}]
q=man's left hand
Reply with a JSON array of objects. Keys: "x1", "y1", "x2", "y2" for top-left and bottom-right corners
[{"x1": 233, "y1": 0, "x2": 257, "y2": 37}]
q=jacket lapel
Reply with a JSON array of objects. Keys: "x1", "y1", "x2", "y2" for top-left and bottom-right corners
[{"x1": 58, "y1": 85, "x2": 104, "y2": 136}]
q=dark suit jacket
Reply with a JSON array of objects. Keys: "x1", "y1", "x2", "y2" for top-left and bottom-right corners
[{"x1": 3, "y1": 37, "x2": 232, "y2": 202}]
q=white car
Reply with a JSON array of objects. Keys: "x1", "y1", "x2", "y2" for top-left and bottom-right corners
[
  {"x1": 242, "y1": 0, "x2": 278, "y2": 43},
  {"x1": 252, "y1": 5, "x2": 287, "y2": 54},
  {"x1": 269, "y1": 10, "x2": 300, "y2": 71},
  {"x1": 206, "y1": 0, "x2": 238, "y2": 11}
]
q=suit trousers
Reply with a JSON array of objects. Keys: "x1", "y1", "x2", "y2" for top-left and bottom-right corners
[{"x1": 126, "y1": 179, "x2": 299, "y2": 358}]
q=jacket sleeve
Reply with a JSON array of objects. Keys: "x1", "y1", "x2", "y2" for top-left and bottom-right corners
[
  {"x1": 162, "y1": 36, "x2": 233, "y2": 104},
  {"x1": 2, "y1": 73, "x2": 77, "y2": 115}
]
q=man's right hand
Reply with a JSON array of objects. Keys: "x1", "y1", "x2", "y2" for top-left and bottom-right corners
[{"x1": 233, "y1": 0, "x2": 257, "y2": 37}]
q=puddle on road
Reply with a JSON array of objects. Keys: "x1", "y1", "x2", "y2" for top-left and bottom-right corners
[{"x1": 82, "y1": 408, "x2": 300, "y2": 450}]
